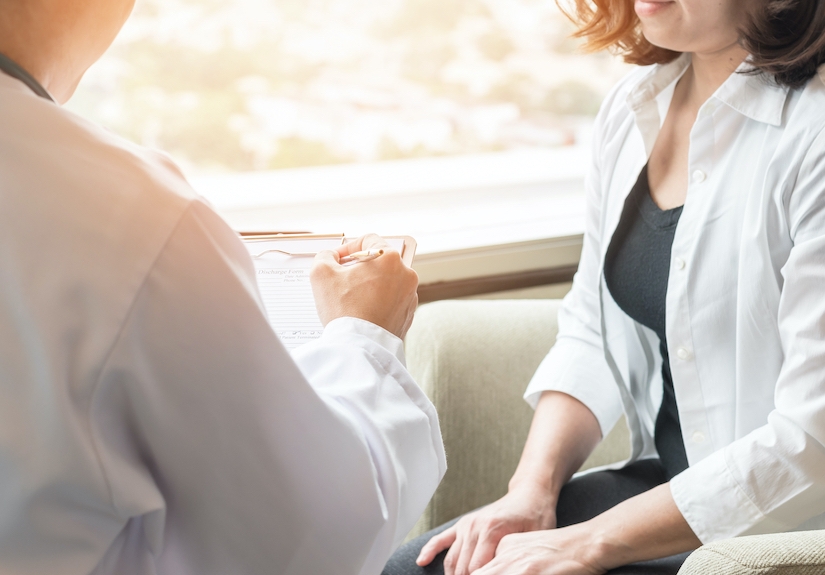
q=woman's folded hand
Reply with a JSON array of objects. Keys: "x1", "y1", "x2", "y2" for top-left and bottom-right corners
[
  {"x1": 471, "y1": 524, "x2": 606, "y2": 575},
  {"x1": 416, "y1": 483, "x2": 559, "y2": 575}
]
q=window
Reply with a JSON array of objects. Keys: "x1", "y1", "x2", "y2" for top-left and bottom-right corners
[
  {"x1": 67, "y1": 0, "x2": 630, "y2": 297},
  {"x1": 69, "y1": 0, "x2": 628, "y2": 172}
]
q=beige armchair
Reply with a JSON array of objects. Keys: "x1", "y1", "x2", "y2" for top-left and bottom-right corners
[{"x1": 403, "y1": 299, "x2": 825, "y2": 574}]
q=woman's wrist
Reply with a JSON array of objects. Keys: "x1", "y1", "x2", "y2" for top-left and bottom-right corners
[
  {"x1": 508, "y1": 469, "x2": 562, "y2": 503},
  {"x1": 504, "y1": 476, "x2": 560, "y2": 529},
  {"x1": 574, "y1": 483, "x2": 702, "y2": 570},
  {"x1": 576, "y1": 520, "x2": 630, "y2": 572}
]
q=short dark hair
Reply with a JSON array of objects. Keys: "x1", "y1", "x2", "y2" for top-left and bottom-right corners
[
  {"x1": 558, "y1": 0, "x2": 825, "y2": 89},
  {"x1": 742, "y1": 0, "x2": 825, "y2": 88}
]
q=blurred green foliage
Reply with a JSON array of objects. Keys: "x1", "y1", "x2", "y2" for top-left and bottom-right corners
[{"x1": 67, "y1": 0, "x2": 621, "y2": 174}]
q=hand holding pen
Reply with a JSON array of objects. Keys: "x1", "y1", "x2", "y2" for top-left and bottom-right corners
[
  {"x1": 310, "y1": 234, "x2": 418, "y2": 339},
  {"x1": 340, "y1": 249, "x2": 384, "y2": 264}
]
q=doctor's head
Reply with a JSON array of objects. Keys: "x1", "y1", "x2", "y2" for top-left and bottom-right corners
[
  {"x1": 0, "y1": 0, "x2": 136, "y2": 103},
  {"x1": 557, "y1": 0, "x2": 825, "y2": 88}
]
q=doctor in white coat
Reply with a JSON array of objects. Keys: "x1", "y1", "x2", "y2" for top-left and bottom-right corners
[{"x1": 0, "y1": 1, "x2": 446, "y2": 574}]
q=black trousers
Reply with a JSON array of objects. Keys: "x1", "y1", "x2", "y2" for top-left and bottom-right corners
[{"x1": 383, "y1": 459, "x2": 690, "y2": 575}]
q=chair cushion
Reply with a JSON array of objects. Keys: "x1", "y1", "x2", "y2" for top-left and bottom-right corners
[{"x1": 678, "y1": 530, "x2": 825, "y2": 575}]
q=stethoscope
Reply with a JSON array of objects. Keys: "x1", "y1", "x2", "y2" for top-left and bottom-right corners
[{"x1": 0, "y1": 52, "x2": 55, "y2": 102}]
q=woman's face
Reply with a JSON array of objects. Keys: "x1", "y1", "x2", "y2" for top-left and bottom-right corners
[{"x1": 635, "y1": 0, "x2": 747, "y2": 55}]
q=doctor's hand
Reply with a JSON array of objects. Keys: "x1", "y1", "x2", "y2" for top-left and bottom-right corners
[
  {"x1": 311, "y1": 234, "x2": 419, "y2": 339},
  {"x1": 416, "y1": 483, "x2": 558, "y2": 575}
]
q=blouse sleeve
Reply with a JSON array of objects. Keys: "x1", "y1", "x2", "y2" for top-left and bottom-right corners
[
  {"x1": 523, "y1": 88, "x2": 625, "y2": 438},
  {"x1": 93, "y1": 198, "x2": 446, "y2": 574},
  {"x1": 671, "y1": 128, "x2": 825, "y2": 542}
]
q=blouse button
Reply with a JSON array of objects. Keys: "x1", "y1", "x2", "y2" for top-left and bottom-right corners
[
  {"x1": 676, "y1": 347, "x2": 692, "y2": 361},
  {"x1": 674, "y1": 257, "x2": 686, "y2": 270},
  {"x1": 692, "y1": 431, "x2": 706, "y2": 443},
  {"x1": 692, "y1": 170, "x2": 706, "y2": 183}
]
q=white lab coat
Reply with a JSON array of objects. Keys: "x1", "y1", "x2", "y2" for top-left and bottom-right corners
[
  {"x1": 0, "y1": 72, "x2": 446, "y2": 574},
  {"x1": 525, "y1": 55, "x2": 825, "y2": 543}
]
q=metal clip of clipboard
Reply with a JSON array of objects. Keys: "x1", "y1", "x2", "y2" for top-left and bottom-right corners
[
  {"x1": 240, "y1": 232, "x2": 347, "y2": 259},
  {"x1": 239, "y1": 231, "x2": 416, "y2": 267}
]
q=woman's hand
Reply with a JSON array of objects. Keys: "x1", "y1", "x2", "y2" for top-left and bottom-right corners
[
  {"x1": 472, "y1": 484, "x2": 701, "y2": 575},
  {"x1": 417, "y1": 391, "x2": 603, "y2": 575},
  {"x1": 416, "y1": 483, "x2": 558, "y2": 575},
  {"x1": 471, "y1": 526, "x2": 606, "y2": 575}
]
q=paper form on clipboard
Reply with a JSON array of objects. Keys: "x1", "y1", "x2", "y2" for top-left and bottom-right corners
[{"x1": 242, "y1": 234, "x2": 415, "y2": 349}]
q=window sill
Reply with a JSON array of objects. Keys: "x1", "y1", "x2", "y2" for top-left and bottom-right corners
[{"x1": 192, "y1": 147, "x2": 586, "y2": 300}]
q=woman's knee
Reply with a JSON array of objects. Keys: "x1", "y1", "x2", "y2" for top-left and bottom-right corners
[{"x1": 382, "y1": 517, "x2": 461, "y2": 575}]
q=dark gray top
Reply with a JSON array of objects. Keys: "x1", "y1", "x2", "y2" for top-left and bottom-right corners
[{"x1": 603, "y1": 164, "x2": 689, "y2": 480}]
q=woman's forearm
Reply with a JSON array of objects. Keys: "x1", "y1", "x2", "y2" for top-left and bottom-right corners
[
  {"x1": 512, "y1": 395, "x2": 701, "y2": 568},
  {"x1": 475, "y1": 483, "x2": 701, "y2": 575},
  {"x1": 508, "y1": 391, "x2": 602, "y2": 500},
  {"x1": 584, "y1": 483, "x2": 701, "y2": 569}
]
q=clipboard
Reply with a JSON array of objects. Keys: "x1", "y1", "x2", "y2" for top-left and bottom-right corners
[
  {"x1": 239, "y1": 232, "x2": 417, "y2": 349},
  {"x1": 240, "y1": 232, "x2": 417, "y2": 267}
]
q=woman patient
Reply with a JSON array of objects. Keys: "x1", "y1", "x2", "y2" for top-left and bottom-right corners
[{"x1": 384, "y1": 0, "x2": 825, "y2": 573}]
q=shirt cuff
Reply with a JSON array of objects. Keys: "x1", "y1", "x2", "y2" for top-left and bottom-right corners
[
  {"x1": 670, "y1": 449, "x2": 785, "y2": 543},
  {"x1": 320, "y1": 317, "x2": 406, "y2": 366}
]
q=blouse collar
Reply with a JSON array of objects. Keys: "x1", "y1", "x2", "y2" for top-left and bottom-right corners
[{"x1": 626, "y1": 52, "x2": 790, "y2": 128}]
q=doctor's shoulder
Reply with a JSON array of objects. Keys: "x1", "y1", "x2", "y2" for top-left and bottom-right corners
[
  {"x1": 2, "y1": 84, "x2": 198, "y2": 224},
  {"x1": 0, "y1": 84, "x2": 208, "y2": 325},
  {"x1": 68, "y1": 104, "x2": 196, "y2": 211}
]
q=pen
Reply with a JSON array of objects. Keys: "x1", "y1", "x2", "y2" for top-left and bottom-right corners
[{"x1": 340, "y1": 249, "x2": 384, "y2": 264}]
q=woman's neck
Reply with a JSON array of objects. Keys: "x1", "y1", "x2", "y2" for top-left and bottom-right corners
[{"x1": 684, "y1": 43, "x2": 749, "y2": 107}]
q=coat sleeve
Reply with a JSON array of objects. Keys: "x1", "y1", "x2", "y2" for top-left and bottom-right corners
[
  {"x1": 523, "y1": 84, "x2": 624, "y2": 438},
  {"x1": 671, "y1": 128, "x2": 825, "y2": 542},
  {"x1": 93, "y1": 198, "x2": 446, "y2": 575}
]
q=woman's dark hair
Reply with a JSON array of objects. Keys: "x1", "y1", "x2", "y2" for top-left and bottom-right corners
[
  {"x1": 742, "y1": 0, "x2": 825, "y2": 88},
  {"x1": 558, "y1": 0, "x2": 825, "y2": 89}
]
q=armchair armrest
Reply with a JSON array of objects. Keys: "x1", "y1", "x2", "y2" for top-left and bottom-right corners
[
  {"x1": 678, "y1": 530, "x2": 825, "y2": 575},
  {"x1": 403, "y1": 299, "x2": 629, "y2": 539}
]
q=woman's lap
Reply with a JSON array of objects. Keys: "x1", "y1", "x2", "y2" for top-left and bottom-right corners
[{"x1": 383, "y1": 459, "x2": 690, "y2": 575}]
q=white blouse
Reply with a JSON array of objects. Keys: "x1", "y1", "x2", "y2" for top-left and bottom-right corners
[
  {"x1": 525, "y1": 54, "x2": 825, "y2": 543},
  {"x1": 0, "y1": 73, "x2": 446, "y2": 574}
]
